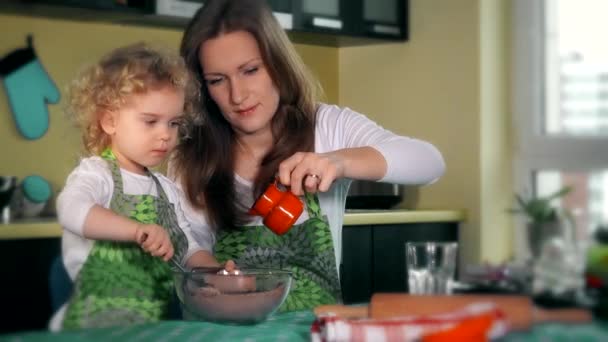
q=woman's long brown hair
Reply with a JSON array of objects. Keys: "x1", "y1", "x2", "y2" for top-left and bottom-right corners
[{"x1": 174, "y1": 0, "x2": 322, "y2": 231}]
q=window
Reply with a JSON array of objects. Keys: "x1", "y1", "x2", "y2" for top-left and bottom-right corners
[{"x1": 513, "y1": 0, "x2": 608, "y2": 243}]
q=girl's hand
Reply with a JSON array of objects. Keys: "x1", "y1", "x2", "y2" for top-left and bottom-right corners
[
  {"x1": 135, "y1": 224, "x2": 175, "y2": 261},
  {"x1": 277, "y1": 151, "x2": 345, "y2": 196}
]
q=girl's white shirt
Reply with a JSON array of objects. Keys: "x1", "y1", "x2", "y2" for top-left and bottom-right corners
[{"x1": 56, "y1": 157, "x2": 211, "y2": 281}]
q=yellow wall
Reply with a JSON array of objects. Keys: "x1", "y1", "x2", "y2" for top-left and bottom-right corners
[
  {"x1": 0, "y1": 14, "x2": 338, "y2": 212},
  {"x1": 338, "y1": 0, "x2": 512, "y2": 264}
]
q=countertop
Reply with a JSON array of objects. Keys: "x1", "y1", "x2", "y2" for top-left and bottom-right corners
[
  {"x1": 343, "y1": 209, "x2": 465, "y2": 226},
  {"x1": 0, "y1": 210, "x2": 466, "y2": 240},
  {"x1": 0, "y1": 217, "x2": 62, "y2": 240}
]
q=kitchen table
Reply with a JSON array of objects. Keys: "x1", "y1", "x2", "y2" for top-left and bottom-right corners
[{"x1": 2, "y1": 310, "x2": 607, "y2": 341}]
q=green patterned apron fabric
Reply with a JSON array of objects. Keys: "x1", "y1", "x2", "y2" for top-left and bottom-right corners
[
  {"x1": 61, "y1": 149, "x2": 188, "y2": 330},
  {"x1": 214, "y1": 192, "x2": 341, "y2": 312}
]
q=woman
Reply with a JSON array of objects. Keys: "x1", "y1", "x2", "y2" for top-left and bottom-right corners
[{"x1": 172, "y1": 0, "x2": 445, "y2": 311}]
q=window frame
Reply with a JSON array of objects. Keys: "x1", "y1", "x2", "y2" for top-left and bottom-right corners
[
  {"x1": 512, "y1": 0, "x2": 608, "y2": 254},
  {"x1": 513, "y1": 0, "x2": 608, "y2": 186}
]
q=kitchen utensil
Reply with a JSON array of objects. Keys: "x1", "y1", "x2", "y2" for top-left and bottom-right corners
[
  {"x1": 174, "y1": 266, "x2": 292, "y2": 323},
  {"x1": 314, "y1": 293, "x2": 593, "y2": 331},
  {"x1": 138, "y1": 233, "x2": 188, "y2": 273},
  {"x1": 0, "y1": 176, "x2": 17, "y2": 223},
  {"x1": 15, "y1": 174, "x2": 51, "y2": 218},
  {"x1": 171, "y1": 258, "x2": 188, "y2": 273},
  {"x1": 249, "y1": 179, "x2": 303, "y2": 235}
]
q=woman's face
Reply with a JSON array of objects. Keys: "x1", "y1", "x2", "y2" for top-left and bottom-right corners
[{"x1": 199, "y1": 30, "x2": 280, "y2": 139}]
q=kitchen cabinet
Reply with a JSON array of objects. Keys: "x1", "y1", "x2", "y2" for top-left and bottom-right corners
[
  {"x1": 359, "y1": 0, "x2": 408, "y2": 40},
  {"x1": 0, "y1": 0, "x2": 408, "y2": 46},
  {"x1": 293, "y1": 0, "x2": 348, "y2": 34},
  {"x1": 340, "y1": 213, "x2": 461, "y2": 304},
  {"x1": 267, "y1": 0, "x2": 292, "y2": 14},
  {"x1": 23, "y1": 0, "x2": 155, "y2": 13},
  {"x1": 293, "y1": 0, "x2": 408, "y2": 41},
  {"x1": 0, "y1": 220, "x2": 62, "y2": 333},
  {"x1": 0, "y1": 237, "x2": 61, "y2": 333}
]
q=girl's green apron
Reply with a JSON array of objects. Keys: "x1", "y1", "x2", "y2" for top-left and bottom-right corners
[
  {"x1": 214, "y1": 192, "x2": 341, "y2": 312},
  {"x1": 62, "y1": 150, "x2": 188, "y2": 329}
]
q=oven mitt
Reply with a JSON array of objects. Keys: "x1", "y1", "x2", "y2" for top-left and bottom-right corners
[{"x1": 0, "y1": 36, "x2": 60, "y2": 140}]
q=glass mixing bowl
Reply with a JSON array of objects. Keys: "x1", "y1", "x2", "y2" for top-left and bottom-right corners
[{"x1": 174, "y1": 267, "x2": 292, "y2": 324}]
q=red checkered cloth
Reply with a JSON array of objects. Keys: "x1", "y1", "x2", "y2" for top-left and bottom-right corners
[{"x1": 311, "y1": 302, "x2": 508, "y2": 342}]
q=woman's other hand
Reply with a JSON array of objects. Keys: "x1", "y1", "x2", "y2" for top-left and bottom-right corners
[
  {"x1": 186, "y1": 250, "x2": 221, "y2": 268},
  {"x1": 278, "y1": 151, "x2": 345, "y2": 196},
  {"x1": 135, "y1": 224, "x2": 175, "y2": 261},
  {"x1": 223, "y1": 259, "x2": 238, "y2": 272}
]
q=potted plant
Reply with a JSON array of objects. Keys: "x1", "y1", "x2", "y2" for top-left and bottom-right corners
[{"x1": 511, "y1": 186, "x2": 573, "y2": 259}]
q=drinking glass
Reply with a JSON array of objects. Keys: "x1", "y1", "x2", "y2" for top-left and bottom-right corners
[{"x1": 406, "y1": 241, "x2": 458, "y2": 294}]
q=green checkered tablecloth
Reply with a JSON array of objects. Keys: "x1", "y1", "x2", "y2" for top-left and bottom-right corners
[
  {"x1": 502, "y1": 321, "x2": 608, "y2": 341},
  {"x1": 1, "y1": 311, "x2": 314, "y2": 342},
  {"x1": 2, "y1": 311, "x2": 607, "y2": 341}
]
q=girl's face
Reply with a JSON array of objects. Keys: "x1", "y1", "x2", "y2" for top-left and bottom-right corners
[
  {"x1": 199, "y1": 30, "x2": 280, "y2": 140},
  {"x1": 101, "y1": 85, "x2": 185, "y2": 174}
]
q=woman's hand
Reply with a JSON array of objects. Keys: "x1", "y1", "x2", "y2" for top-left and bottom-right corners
[
  {"x1": 277, "y1": 147, "x2": 388, "y2": 196},
  {"x1": 277, "y1": 151, "x2": 345, "y2": 196},
  {"x1": 135, "y1": 224, "x2": 175, "y2": 261},
  {"x1": 186, "y1": 250, "x2": 221, "y2": 268}
]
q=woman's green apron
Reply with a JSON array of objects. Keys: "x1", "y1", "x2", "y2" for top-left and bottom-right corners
[
  {"x1": 62, "y1": 149, "x2": 188, "y2": 329},
  {"x1": 214, "y1": 192, "x2": 341, "y2": 312}
]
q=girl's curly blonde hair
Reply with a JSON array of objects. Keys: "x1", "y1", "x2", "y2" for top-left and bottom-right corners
[{"x1": 65, "y1": 42, "x2": 200, "y2": 155}]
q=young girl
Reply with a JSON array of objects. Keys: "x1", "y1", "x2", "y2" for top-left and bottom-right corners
[{"x1": 50, "y1": 42, "x2": 218, "y2": 330}]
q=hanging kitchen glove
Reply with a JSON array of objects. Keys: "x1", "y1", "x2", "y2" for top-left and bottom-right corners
[{"x1": 0, "y1": 35, "x2": 60, "y2": 140}]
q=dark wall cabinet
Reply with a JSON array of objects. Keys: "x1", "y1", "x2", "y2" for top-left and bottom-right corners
[
  {"x1": 340, "y1": 222, "x2": 459, "y2": 304},
  {"x1": 291, "y1": 0, "x2": 408, "y2": 41},
  {"x1": 0, "y1": 238, "x2": 61, "y2": 333},
  {"x1": 17, "y1": 0, "x2": 155, "y2": 13},
  {"x1": 1, "y1": 0, "x2": 408, "y2": 46}
]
